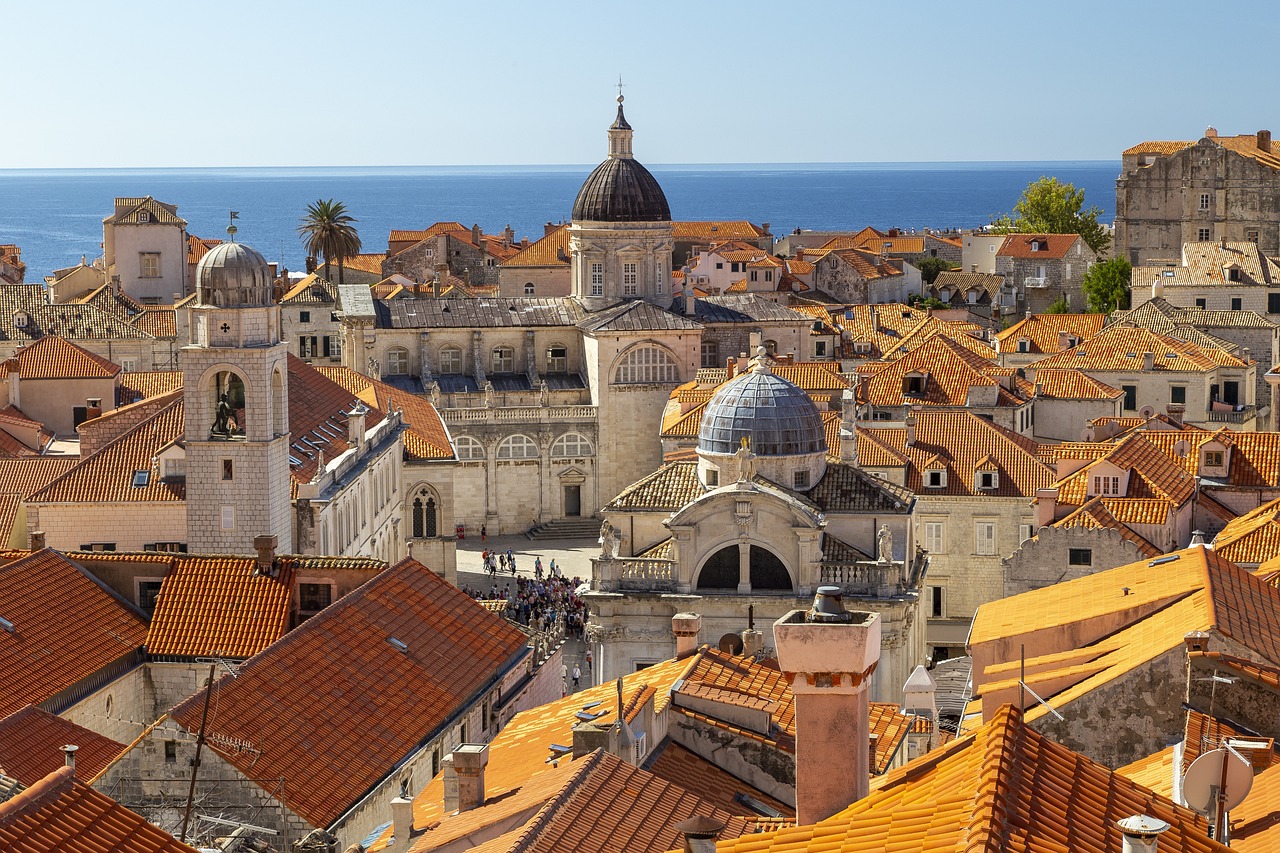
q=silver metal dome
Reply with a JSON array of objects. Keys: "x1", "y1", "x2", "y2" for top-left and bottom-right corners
[
  {"x1": 196, "y1": 241, "x2": 272, "y2": 308},
  {"x1": 698, "y1": 365, "x2": 826, "y2": 456}
]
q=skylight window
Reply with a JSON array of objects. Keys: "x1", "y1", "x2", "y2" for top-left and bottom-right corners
[
  {"x1": 131, "y1": 470, "x2": 150, "y2": 488},
  {"x1": 1149, "y1": 554, "x2": 1181, "y2": 567},
  {"x1": 0, "y1": 616, "x2": 14, "y2": 633},
  {"x1": 387, "y1": 637, "x2": 409, "y2": 653}
]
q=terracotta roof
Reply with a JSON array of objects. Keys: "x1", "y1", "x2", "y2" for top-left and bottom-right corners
[
  {"x1": 606, "y1": 462, "x2": 706, "y2": 511},
  {"x1": 1049, "y1": 498, "x2": 1164, "y2": 558},
  {"x1": 280, "y1": 273, "x2": 336, "y2": 304},
  {"x1": 168, "y1": 557, "x2": 529, "y2": 828},
  {"x1": 131, "y1": 307, "x2": 176, "y2": 339},
  {"x1": 1030, "y1": 367, "x2": 1123, "y2": 400},
  {"x1": 931, "y1": 270, "x2": 1004, "y2": 305},
  {"x1": 0, "y1": 458, "x2": 78, "y2": 498},
  {"x1": 1212, "y1": 496, "x2": 1280, "y2": 565},
  {"x1": 502, "y1": 224, "x2": 570, "y2": 267},
  {"x1": 0, "y1": 766, "x2": 197, "y2": 852},
  {"x1": 710, "y1": 704, "x2": 1226, "y2": 853},
  {"x1": 857, "y1": 335, "x2": 1027, "y2": 409},
  {"x1": 117, "y1": 370, "x2": 183, "y2": 403},
  {"x1": 106, "y1": 196, "x2": 185, "y2": 226},
  {"x1": 388, "y1": 223, "x2": 468, "y2": 245},
  {"x1": 3, "y1": 335, "x2": 120, "y2": 380},
  {"x1": 1126, "y1": 132, "x2": 1280, "y2": 170},
  {"x1": 673, "y1": 221, "x2": 769, "y2": 241},
  {"x1": 146, "y1": 557, "x2": 298, "y2": 658},
  {"x1": 186, "y1": 234, "x2": 221, "y2": 266},
  {"x1": 997, "y1": 233, "x2": 1083, "y2": 259},
  {"x1": 644, "y1": 740, "x2": 793, "y2": 818},
  {"x1": 994, "y1": 312, "x2": 1106, "y2": 354},
  {"x1": 0, "y1": 550, "x2": 148, "y2": 718},
  {"x1": 1111, "y1": 297, "x2": 1277, "y2": 335},
  {"x1": 807, "y1": 461, "x2": 915, "y2": 513},
  {"x1": 335, "y1": 252, "x2": 388, "y2": 275},
  {"x1": 859, "y1": 411, "x2": 1053, "y2": 497},
  {"x1": 1030, "y1": 324, "x2": 1247, "y2": 372},
  {"x1": 0, "y1": 284, "x2": 156, "y2": 343},
  {"x1": 314, "y1": 365, "x2": 455, "y2": 461},
  {"x1": 0, "y1": 705, "x2": 125, "y2": 787},
  {"x1": 1053, "y1": 432, "x2": 1197, "y2": 508}
]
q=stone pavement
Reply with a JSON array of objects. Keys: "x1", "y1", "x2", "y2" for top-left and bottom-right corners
[{"x1": 455, "y1": 532, "x2": 599, "y2": 695}]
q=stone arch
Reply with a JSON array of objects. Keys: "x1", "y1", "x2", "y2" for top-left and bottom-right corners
[
  {"x1": 611, "y1": 341, "x2": 681, "y2": 385},
  {"x1": 497, "y1": 434, "x2": 539, "y2": 460},
  {"x1": 695, "y1": 542, "x2": 794, "y2": 592},
  {"x1": 197, "y1": 363, "x2": 252, "y2": 439},
  {"x1": 551, "y1": 432, "x2": 594, "y2": 458},
  {"x1": 409, "y1": 483, "x2": 440, "y2": 538}
]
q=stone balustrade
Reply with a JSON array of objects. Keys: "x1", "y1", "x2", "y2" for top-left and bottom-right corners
[{"x1": 440, "y1": 405, "x2": 597, "y2": 424}]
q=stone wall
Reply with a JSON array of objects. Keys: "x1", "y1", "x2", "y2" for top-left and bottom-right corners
[
  {"x1": 58, "y1": 665, "x2": 156, "y2": 745},
  {"x1": 28, "y1": 501, "x2": 187, "y2": 553},
  {"x1": 498, "y1": 265, "x2": 571, "y2": 298},
  {"x1": 1003, "y1": 526, "x2": 1151, "y2": 598},
  {"x1": 668, "y1": 710, "x2": 795, "y2": 806}
]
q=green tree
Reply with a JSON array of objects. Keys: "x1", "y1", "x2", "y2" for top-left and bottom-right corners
[
  {"x1": 1082, "y1": 257, "x2": 1132, "y2": 314},
  {"x1": 992, "y1": 177, "x2": 1111, "y2": 255},
  {"x1": 915, "y1": 256, "x2": 955, "y2": 285},
  {"x1": 1044, "y1": 294, "x2": 1071, "y2": 314},
  {"x1": 908, "y1": 293, "x2": 947, "y2": 310},
  {"x1": 298, "y1": 199, "x2": 362, "y2": 283}
]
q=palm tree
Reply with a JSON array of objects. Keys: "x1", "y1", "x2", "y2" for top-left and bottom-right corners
[{"x1": 297, "y1": 199, "x2": 362, "y2": 283}]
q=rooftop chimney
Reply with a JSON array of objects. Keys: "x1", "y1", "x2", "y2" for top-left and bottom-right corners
[
  {"x1": 442, "y1": 744, "x2": 488, "y2": 813},
  {"x1": 672, "y1": 613, "x2": 701, "y2": 659},
  {"x1": 749, "y1": 330, "x2": 763, "y2": 352},
  {"x1": 682, "y1": 266, "x2": 695, "y2": 315},
  {"x1": 1117, "y1": 815, "x2": 1170, "y2": 853},
  {"x1": 773, "y1": 587, "x2": 881, "y2": 825},
  {"x1": 29, "y1": 530, "x2": 45, "y2": 551},
  {"x1": 62, "y1": 744, "x2": 78, "y2": 774},
  {"x1": 434, "y1": 263, "x2": 448, "y2": 298},
  {"x1": 1035, "y1": 487, "x2": 1059, "y2": 529},
  {"x1": 253, "y1": 534, "x2": 278, "y2": 575},
  {"x1": 970, "y1": 263, "x2": 978, "y2": 273},
  {"x1": 905, "y1": 413, "x2": 917, "y2": 447},
  {"x1": 674, "y1": 816, "x2": 726, "y2": 853},
  {"x1": 1259, "y1": 130, "x2": 1273, "y2": 153},
  {"x1": 1166, "y1": 403, "x2": 1185, "y2": 425},
  {"x1": 737, "y1": 352, "x2": 749, "y2": 374},
  {"x1": 387, "y1": 795, "x2": 413, "y2": 853},
  {"x1": 348, "y1": 403, "x2": 368, "y2": 450},
  {"x1": 1190, "y1": 529, "x2": 1206, "y2": 545},
  {"x1": 741, "y1": 627, "x2": 764, "y2": 657},
  {"x1": 1152, "y1": 277, "x2": 1164, "y2": 299},
  {"x1": 544, "y1": 222, "x2": 557, "y2": 237},
  {"x1": 1058, "y1": 330, "x2": 1073, "y2": 351},
  {"x1": 839, "y1": 389, "x2": 859, "y2": 465},
  {"x1": 471, "y1": 223, "x2": 482, "y2": 245},
  {"x1": 1142, "y1": 351, "x2": 1155, "y2": 371},
  {"x1": 1184, "y1": 630, "x2": 1210, "y2": 655},
  {"x1": 1205, "y1": 126, "x2": 1219, "y2": 139}
]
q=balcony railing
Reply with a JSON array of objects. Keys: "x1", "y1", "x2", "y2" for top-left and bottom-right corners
[
  {"x1": 440, "y1": 405, "x2": 597, "y2": 424},
  {"x1": 1023, "y1": 276, "x2": 1048, "y2": 288},
  {"x1": 1207, "y1": 404, "x2": 1258, "y2": 425},
  {"x1": 616, "y1": 559, "x2": 677, "y2": 591}
]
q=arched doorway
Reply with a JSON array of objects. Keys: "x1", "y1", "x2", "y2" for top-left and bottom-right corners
[
  {"x1": 412, "y1": 490, "x2": 437, "y2": 538},
  {"x1": 695, "y1": 544, "x2": 792, "y2": 592}
]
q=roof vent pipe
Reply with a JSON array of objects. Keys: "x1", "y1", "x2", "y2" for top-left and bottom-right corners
[
  {"x1": 1117, "y1": 815, "x2": 1170, "y2": 853},
  {"x1": 674, "y1": 815, "x2": 726, "y2": 853},
  {"x1": 62, "y1": 744, "x2": 78, "y2": 774}
]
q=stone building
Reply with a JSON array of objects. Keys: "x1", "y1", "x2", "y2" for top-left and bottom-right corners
[
  {"x1": 585, "y1": 357, "x2": 926, "y2": 704},
  {"x1": 994, "y1": 233, "x2": 1096, "y2": 313},
  {"x1": 1116, "y1": 127, "x2": 1280, "y2": 264},
  {"x1": 101, "y1": 197, "x2": 190, "y2": 305},
  {"x1": 279, "y1": 273, "x2": 343, "y2": 364}
]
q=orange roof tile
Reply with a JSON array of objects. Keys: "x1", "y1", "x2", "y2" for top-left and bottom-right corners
[
  {"x1": 336, "y1": 252, "x2": 388, "y2": 275},
  {"x1": 1212, "y1": 496, "x2": 1280, "y2": 565},
  {"x1": 1030, "y1": 367, "x2": 1123, "y2": 400},
  {"x1": 186, "y1": 234, "x2": 221, "y2": 266},
  {"x1": 857, "y1": 336, "x2": 1026, "y2": 409},
  {"x1": 1053, "y1": 432, "x2": 1197, "y2": 508},
  {"x1": 711, "y1": 704, "x2": 1227, "y2": 853},
  {"x1": 0, "y1": 705, "x2": 125, "y2": 787},
  {"x1": 1031, "y1": 324, "x2": 1248, "y2": 372},
  {"x1": 501, "y1": 224, "x2": 570, "y2": 267},
  {"x1": 997, "y1": 233, "x2": 1084, "y2": 259},
  {"x1": 131, "y1": 307, "x2": 176, "y2": 338},
  {"x1": 0, "y1": 550, "x2": 149, "y2": 718},
  {"x1": 117, "y1": 370, "x2": 183, "y2": 403},
  {"x1": 0, "y1": 458, "x2": 78, "y2": 497},
  {"x1": 1125, "y1": 132, "x2": 1280, "y2": 170},
  {"x1": 3, "y1": 335, "x2": 120, "y2": 380},
  {"x1": 388, "y1": 223, "x2": 468, "y2": 245},
  {"x1": 168, "y1": 557, "x2": 530, "y2": 828},
  {"x1": 673, "y1": 221, "x2": 769, "y2": 241},
  {"x1": 146, "y1": 557, "x2": 297, "y2": 658},
  {"x1": 314, "y1": 365, "x2": 455, "y2": 461},
  {"x1": 0, "y1": 766, "x2": 197, "y2": 852},
  {"x1": 1050, "y1": 498, "x2": 1164, "y2": 558},
  {"x1": 995, "y1": 313, "x2": 1106, "y2": 355}
]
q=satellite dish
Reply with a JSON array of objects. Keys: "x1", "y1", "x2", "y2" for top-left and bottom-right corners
[
  {"x1": 1080, "y1": 427, "x2": 1096, "y2": 442},
  {"x1": 1182, "y1": 747, "x2": 1253, "y2": 816},
  {"x1": 718, "y1": 632, "x2": 745, "y2": 655},
  {"x1": 1139, "y1": 405, "x2": 1157, "y2": 418},
  {"x1": 1174, "y1": 440, "x2": 1191, "y2": 458}
]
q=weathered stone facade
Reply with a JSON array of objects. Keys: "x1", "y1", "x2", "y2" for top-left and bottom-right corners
[{"x1": 1002, "y1": 525, "x2": 1155, "y2": 598}]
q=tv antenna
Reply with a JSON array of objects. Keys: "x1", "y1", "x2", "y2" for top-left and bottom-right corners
[
  {"x1": 1019, "y1": 644, "x2": 1065, "y2": 721},
  {"x1": 1182, "y1": 745, "x2": 1252, "y2": 843}
]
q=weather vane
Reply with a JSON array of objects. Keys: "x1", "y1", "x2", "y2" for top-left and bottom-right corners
[
  {"x1": 227, "y1": 210, "x2": 240, "y2": 241},
  {"x1": 616, "y1": 75, "x2": 625, "y2": 103}
]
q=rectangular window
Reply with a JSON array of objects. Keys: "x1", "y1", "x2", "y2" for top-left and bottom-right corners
[
  {"x1": 750, "y1": 270, "x2": 758, "y2": 282},
  {"x1": 731, "y1": 262, "x2": 741, "y2": 273},
  {"x1": 815, "y1": 341, "x2": 827, "y2": 357},
  {"x1": 547, "y1": 346, "x2": 568, "y2": 373},
  {"x1": 1200, "y1": 193, "x2": 1211, "y2": 210},
  {"x1": 1068, "y1": 548, "x2": 1093, "y2": 566},
  {"x1": 1122, "y1": 385, "x2": 1137, "y2": 411},
  {"x1": 139, "y1": 252, "x2": 161, "y2": 278},
  {"x1": 299, "y1": 582, "x2": 333, "y2": 613},
  {"x1": 221, "y1": 506, "x2": 235, "y2": 530},
  {"x1": 924, "y1": 522, "x2": 944, "y2": 554},
  {"x1": 1171, "y1": 386, "x2": 1186, "y2": 404},
  {"x1": 323, "y1": 336, "x2": 333, "y2": 357},
  {"x1": 590, "y1": 262, "x2": 604, "y2": 296},
  {"x1": 975, "y1": 522, "x2": 996, "y2": 556},
  {"x1": 979, "y1": 471, "x2": 998, "y2": 490},
  {"x1": 715, "y1": 262, "x2": 723, "y2": 270},
  {"x1": 1205, "y1": 450, "x2": 1225, "y2": 467},
  {"x1": 1195, "y1": 298, "x2": 1207, "y2": 309},
  {"x1": 793, "y1": 470, "x2": 810, "y2": 489},
  {"x1": 299, "y1": 310, "x2": 311, "y2": 323},
  {"x1": 1247, "y1": 229, "x2": 1260, "y2": 244},
  {"x1": 926, "y1": 470, "x2": 946, "y2": 488},
  {"x1": 700, "y1": 340, "x2": 719, "y2": 369},
  {"x1": 1093, "y1": 475, "x2": 1120, "y2": 496},
  {"x1": 222, "y1": 459, "x2": 233, "y2": 480},
  {"x1": 165, "y1": 741, "x2": 178, "y2": 763},
  {"x1": 705, "y1": 468, "x2": 718, "y2": 487},
  {"x1": 1198, "y1": 227, "x2": 1211, "y2": 241},
  {"x1": 929, "y1": 586, "x2": 945, "y2": 618},
  {"x1": 299, "y1": 336, "x2": 316, "y2": 357},
  {"x1": 622, "y1": 262, "x2": 637, "y2": 295},
  {"x1": 1231, "y1": 297, "x2": 1242, "y2": 311},
  {"x1": 137, "y1": 580, "x2": 164, "y2": 614},
  {"x1": 1019, "y1": 523, "x2": 1035, "y2": 544},
  {"x1": 1269, "y1": 293, "x2": 1280, "y2": 314},
  {"x1": 80, "y1": 543, "x2": 116, "y2": 552}
]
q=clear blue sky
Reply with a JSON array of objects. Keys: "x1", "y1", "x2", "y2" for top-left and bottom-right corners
[{"x1": 5, "y1": 0, "x2": 1275, "y2": 168}]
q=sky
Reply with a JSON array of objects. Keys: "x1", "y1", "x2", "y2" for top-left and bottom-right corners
[{"x1": 4, "y1": 1, "x2": 1278, "y2": 168}]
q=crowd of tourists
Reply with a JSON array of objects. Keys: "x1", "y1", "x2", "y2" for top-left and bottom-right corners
[{"x1": 462, "y1": 558, "x2": 588, "y2": 638}]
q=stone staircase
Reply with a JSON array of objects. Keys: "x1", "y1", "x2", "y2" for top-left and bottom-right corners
[{"x1": 525, "y1": 517, "x2": 601, "y2": 541}]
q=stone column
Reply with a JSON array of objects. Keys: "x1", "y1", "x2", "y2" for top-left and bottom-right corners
[
  {"x1": 418, "y1": 331, "x2": 433, "y2": 384},
  {"x1": 525, "y1": 330, "x2": 540, "y2": 386},
  {"x1": 737, "y1": 539, "x2": 751, "y2": 594},
  {"x1": 472, "y1": 330, "x2": 486, "y2": 388}
]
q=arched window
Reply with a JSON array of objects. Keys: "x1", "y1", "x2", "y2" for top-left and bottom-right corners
[
  {"x1": 614, "y1": 345, "x2": 679, "y2": 384},
  {"x1": 524, "y1": 282, "x2": 535, "y2": 295},
  {"x1": 439, "y1": 346, "x2": 463, "y2": 375},
  {"x1": 387, "y1": 347, "x2": 410, "y2": 375},
  {"x1": 497, "y1": 434, "x2": 539, "y2": 459},
  {"x1": 696, "y1": 544, "x2": 792, "y2": 592},
  {"x1": 552, "y1": 433, "x2": 593, "y2": 458},
  {"x1": 455, "y1": 435, "x2": 485, "y2": 460},
  {"x1": 212, "y1": 370, "x2": 246, "y2": 438},
  {"x1": 492, "y1": 346, "x2": 515, "y2": 373},
  {"x1": 412, "y1": 489, "x2": 438, "y2": 538}
]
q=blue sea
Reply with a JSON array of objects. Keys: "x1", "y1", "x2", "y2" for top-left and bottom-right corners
[{"x1": 0, "y1": 162, "x2": 1118, "y2": 282}]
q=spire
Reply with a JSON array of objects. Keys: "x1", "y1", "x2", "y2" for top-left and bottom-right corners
[{"x1": 607, "y1": 84, "x2": 634, "y2": 159}]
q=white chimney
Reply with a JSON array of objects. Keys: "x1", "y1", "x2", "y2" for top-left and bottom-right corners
[
  {"x1": 737, "y1": 352, "x2": 749, "y2": 374},
  {"x1": 741, "y1": 628, "x2": 764, "y2": 657},
  {"x1": 388, "y1": 795, "x2": 414, "y2": 852},
  {"x1": 62, "y1": 744, "x2": 78, "y2": 774},
  {"x1": 1117, "y1": 815, "x2": 1170, "y2": 853},
  {"x1": 442, "y1": 744, "x2": 488, "y2": 813},
  {"x1": 903, "y1": 665, "x2": 937, "y2": 720},
  {"x1": 905, "y1": 414, "x2": 917, "y2": 447},
  {"x1": 347, "y1": 403, "x2": 368, "y2": 450},
  {"x1": 839, "y1": 389, "x2": 858, "y2": 464},
  {"x1": 672, "y1": 613, "x2": 701, "y2": 658},
  {"x1": 773, "y1": 587, "x2": 881, "y2": 825},
  {"x1": 749, "y1": 330, "x2": 763, "y2": 352},
  {"x1": 1035, "y1": 487, "x2": 1059, "y2": 528},
  {"x1": 1152, "y1": 277, "x2": 1164, "y2": 298},
  {"x1": 1142, "y1": 351, "x2": 1155, "y2": 371},
  {"x1": 682, "y1": 266, "x2": 695, "y2": 315},
  {"x1": 7, "y1": 359, "x2": 19, "y2": 409}
]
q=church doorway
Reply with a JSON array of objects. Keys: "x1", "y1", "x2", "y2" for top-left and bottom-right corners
[
  {"x1": 695, "y1": 544, "x2": 793, "y2": 592},
  {"x1": 564, "y1": 485, "x2": 581, "y2": 517}
]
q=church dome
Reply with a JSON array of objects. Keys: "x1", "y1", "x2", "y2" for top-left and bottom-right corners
[
  {"x1": 572, "y1": 158, "x2": 671, "y2": 223},
  {"x1": 571, "y1": 98, "x2": 671, "y2": 223},
  {"x1": 698, "y1": 364, "x2": 826, "y2": 457},
  {"x1": 196, "y1": 240, "x2": 272, "y2": 307}
]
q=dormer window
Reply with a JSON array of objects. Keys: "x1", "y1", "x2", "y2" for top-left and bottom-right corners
[
  {"x1": 905, "y1": 373, "x2": 927, "y2": 396},
  {"x1": 979, "y1": 471, "x2": 999, "y2": 490},
  {"x1": 1017, "y1": 338, "x2": 1030, "y2": 353},
  {"x1": 12, "y1": 311, "x2": 28, "y2": 329},
  {"x1": 1225, "y1": 265, "x2": 1242, "y2": 283},
  {"x1": 1204, "y1": 450, "x2": 1225, "y2": 468},
  {"x1": 1030, "y1": 240, "x2": 1042, "y2": 251},
  {"x1": 925, "y1": 470, "x2": 947, "y2": 488},
  {"x1": 138, "y1": 211, "x2": 150, "y2": 223}
]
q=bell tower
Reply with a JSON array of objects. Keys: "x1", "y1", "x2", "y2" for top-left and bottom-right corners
[{"x1": 181, "y1": 229, "x2": 292, "y2": 553}]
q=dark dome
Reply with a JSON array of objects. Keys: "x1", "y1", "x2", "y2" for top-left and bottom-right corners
[
  {"x1": 196, "y1": 241, "x2": 272, "y2": 308},
  {"x1": 698, "y1": 367, "x2": 826, "y2": 456},
  {"x1": 571, "y1": 157, "x2": 671, "y2": 223}
]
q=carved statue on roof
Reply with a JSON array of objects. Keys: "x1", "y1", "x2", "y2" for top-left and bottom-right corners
[
  {"x1": 599, "y1": 520, "x2": 619, "y2": 560},
  {"x1": 212, "y1": 393, "x2": 234, "y2": 437},
  {"x1": 735, "y1": 436, "x2": 757, "y2": 483},
  {"x1": 877, "y1": 523, "x2": 894, "y2": 564}
]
